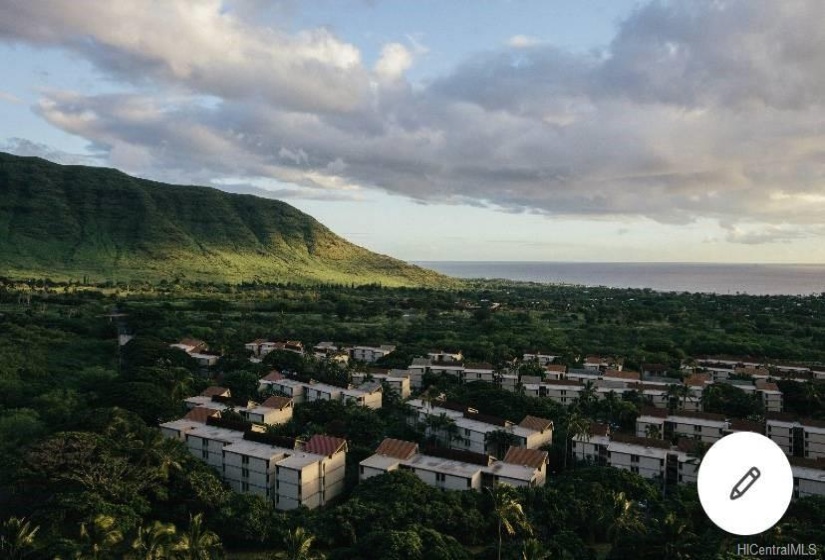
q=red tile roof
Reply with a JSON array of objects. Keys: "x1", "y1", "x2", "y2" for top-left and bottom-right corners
[
  {"x1": 260, "y1": 396, "x2": 293, "y2": 410},
  {"x1": 261, "y1": 370, "x2": 285, "y2": 382},
  {"x1": 589, "y1": 422, "x2": 610, "y2": 437},
  {"x1": 519, "y1": 415, "x2": 553, "y2": 432},
  {"x1": 183, "y1": 406, "x2": 221, "y2": 424},
  {"x1": 503, "y1": 447, "x2": 548, "y2": 469},
  {"x1": 200, "y1": 386, "x2": 230, "y2": 397},
  {"x1": 375, "y1": 438, "x2": 419, "y2": 460},
  {"x1": 755, "y1": 380, "x2": 780, "y2": 391},
  {"x1": 545, "y1": 364, "x2": 567, "y2": 373},
  {"x1": 304, "y1": 434, "x2": 348, "y2": 457},
  {"x1": 639, "y1": 407, "x2": 668, "y2": 418}
]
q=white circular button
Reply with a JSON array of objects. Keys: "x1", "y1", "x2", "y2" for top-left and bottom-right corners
[{"x1": 697, "y1": 432, "x2": 793, "y2": 535}]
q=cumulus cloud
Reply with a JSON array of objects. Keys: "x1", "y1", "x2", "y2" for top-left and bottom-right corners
[
  {"x1": 0, "y1": 0, "x2": 367, "y2": 112},
  {"x1": 374, "y1": 43, "x2": 413, "y2": 82},
  {"x1": 2, "y1": 0, "x2": 825, "y2": 236}
]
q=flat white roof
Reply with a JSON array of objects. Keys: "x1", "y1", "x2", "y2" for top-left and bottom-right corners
[
  {"x1": 608, "y1": 441, "x2": 670, "y2": 458},
  {"x1": 277, "y1": 452, "x2": 325, "y2": 470},
  {"x1": 223, "y1": 440, "x2": 291, "y2": 461},
  {"x1": 668, "y1": 415, "x2": 727, "y2": 428},
  {"x1": 486, "y1": 461, "x2": 536, "y2": 482},
  {"x1": 406, "y1": 454, "x2": 483, "y2": 478},
  {"x1": 360, "y1": 454, "x2": 402, "y2": 471}
]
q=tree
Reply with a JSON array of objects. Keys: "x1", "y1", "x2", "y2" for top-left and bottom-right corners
[
  {"x1": 278, "y1": 527, "x2": 324, "y2": 560},
  {"x1": 173, "y1": 513, "x2": 223, "y2": 560},
  {"x1": 0, "y1": 516, "x2": 40, "y2": 560},
  {"x1": 129, "y1": 521, "x2": 177, "y2": 560},
  {"x1": 78, "y1": 514, "x2": 124, "y2": 560},
  {"x1": 485, "y1": 430, "x2": 520, "y2": 459},
  {"x1": 645, "y1": 424, "x2": 662, "y2": 439},
  {"x1": 487, "y1": 485, "x2": 532, "y2": 560},
  {"x1": 565, "y1": 412, "x2": 590, "y2": 470},
  {"x1": 521, "y1": 538, "x2": 550, "y2": 560}
]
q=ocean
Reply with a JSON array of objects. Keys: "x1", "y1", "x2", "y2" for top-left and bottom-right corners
[{"x1": 415, "y1": 262, "x2": 825, "y2": 296}]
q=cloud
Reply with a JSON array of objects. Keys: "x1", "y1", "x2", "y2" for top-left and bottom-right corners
[
  {"x1": 0, "y1": 91, "x2": 21, "y2": 104},
  {"x1": 373, "y1": 43, "x2": 413, "y2": 82},
  {"x1": 507, "y1": 35, "x2": 541, "y2": 48},
  {"x1": 719, "y1": 223, "x2": 813, "y2": 245},
  {"x1": 0, "y1": 0, "x2": 368, "y2": 112},
  {"x1": 1, "y1": 137, "x2": 103, "y2": 166},
  {"x1": 3, "y1": 0, "x2": 825, "y2": 235}
]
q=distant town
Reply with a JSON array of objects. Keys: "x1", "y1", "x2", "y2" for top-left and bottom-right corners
[{"x1": 161, "y1": 336, "x2": 825, "y2": 509}]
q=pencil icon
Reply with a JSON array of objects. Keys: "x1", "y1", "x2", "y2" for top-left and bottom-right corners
[{"x1": 730, "y1": 467, "x2": 761, "y2": 500}]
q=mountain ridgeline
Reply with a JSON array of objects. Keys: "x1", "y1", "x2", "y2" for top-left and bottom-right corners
[{"x1": 0, "y1": 152, "x2": 446, "y2": 286}]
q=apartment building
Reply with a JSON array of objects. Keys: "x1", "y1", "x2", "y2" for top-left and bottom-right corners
[
  {"x1": 755, "y1": 380, "x2": 783, "y2": 413},
  {"x1": 407, "y1": 400, "x2": 553, "y2": 455},
  {"x1": 160, "y1": 413, "x2": 347, "y2": 510},
  {"x1": 244, "y1": 396, "x2": 294, "y2": 425},
  {"x1": 351, "y1": 371, "x2": 412, "y2": 399},
  {"x1": 463, "y1": 363, "x2": 496, "y2": 383},
  {"x1": 664, "y1": 411, "x2": 728, "y2": 444},
  {"x1": 522, "y1": 379, "x2": 584, "y2": 406},
  {"x1": 428, "y1": 350, "x2": 464, "y2": 363},
  {"x1": 350, "y1": 345, "x2": 396, "y2": 363},
  {"x1": 790, "y1": 457, "x2": 825, "y2": 499},
  {"x1": 571, "y1": 422, "x2": 610, "y2": 465},
  {"x1": 359, "y1": 438, "x2": 548, "y2": 490},
  {"x1": 257, "y1": 375, "x2": 383, "y2": 409},
  {"x1": 767, "y1": 414, "x2": 825, "y2": 460},
  {"x1": 522, "y1": 352, "x2": 559, "y2": 366}
]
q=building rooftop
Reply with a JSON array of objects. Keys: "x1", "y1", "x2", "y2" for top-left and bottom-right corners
[
  {"x1": 304, "y1": 434, "x2": 348, "y2": 457},
  {"x1": 183, "y1": 406, "x2": 221, "y2": 424},
  {"x1": 223, "y1": 440, "x2": 290, "y2": 461},
  {"x1": 519, "y1": 415, "x2": 553, "y2": 432},
  {"x1": 200, "y1": 386, "x2": 231, "y2": 397},
  {"x1": 375, "y1": 438, "x2": 419, "y2": 460},
  {"x1": 260, "y1": 396, "x2": 293, "y2": 410},
  {"x1": 502, "y1": 446, "x2": 548, "y2": 469}
]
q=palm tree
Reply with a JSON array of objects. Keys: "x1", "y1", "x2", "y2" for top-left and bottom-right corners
[
  {"x1": 604, "y1": 492, "x2": 645, "y2": 544},
  {"x1": 576, "y1": 381, "x2": 597, "y2": 413},
  {"x1": 645, "y1": 423, "x2": 662, "y2": 439},
  {"x1": 521, "y1": 538, "x2": 549, "y2": 560},
  {"x1": 565, "y1": 412, "x2": 591, "y2": 470},
  {"x1": 0, "y1": 516, "x2": 40, "y2": 560},
  {"x1": 173, "y1": 514, "x2": 222, "y2": 560},
  {"x1": 487, "y1": 485, "x2": 532, "y2": 560},
  {"x1": 486, "y1": 429, "x2": 519, "y2": 459},
  {"x1": 277, "y1": 527, "x2": 323, "y2": 560},
  {"x1": 78, "y1": 515, "x2": 124, "y2": 560},
  {"x1": 654, "y1": 512, "x2": 697, "y2": 560},
  {"x1": 130, "y1": 521, "x2": 177, "y2": 560}
]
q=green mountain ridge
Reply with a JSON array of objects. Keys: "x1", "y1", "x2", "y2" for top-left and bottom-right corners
[{"x1": 0, "y1": 151, "x2": 447, "y2": 286}]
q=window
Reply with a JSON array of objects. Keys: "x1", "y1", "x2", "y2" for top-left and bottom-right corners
[
  {"x1": 693, "y1": 425, "x2": 701, "y2": 432},
  {"x1": 436, "y1": 473, "x2": 446, "y2": 482},
  {"x1": 242, "y1": 482, "x2": 249, "y2": 492},
  {"x1": 242, "y1": 468, "x2": 249, "y2": 478},
  {"x1": 631, "y1": 455, "x2": 639, "y2": 463},
  {"x1": 464, "y1": 428, "x2": 471, "y2": 437},
  {"x1": 359, "y1": 466, "x2": 364, "y2": 475},
  {"x1": 466, "y1": 478, "x2": 472, "y2": 488},
  {"x1": 202, "y1": 449, "x2": 209, "y2": 460},
  {"x1": 631, "y1": 466, "x2": 639, "y2": 474},
  {"x1": 203, "y1": 439, "x2": 209, "y2": 448},
  {"x1": 242, "y1": 455, "x2": 249, "y2": 464}
]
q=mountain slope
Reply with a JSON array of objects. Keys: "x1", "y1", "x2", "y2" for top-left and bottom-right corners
[{"x1": 0, "y1": 152, "x2": 447, "y2": 286}]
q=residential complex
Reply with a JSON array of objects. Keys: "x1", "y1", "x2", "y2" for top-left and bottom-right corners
[
  {"x1": 160, "y1": 410, "x2": 347, "y2": 510},
  {"x1": 360, "y1": 438, "x2": 548, "y2": 490}
]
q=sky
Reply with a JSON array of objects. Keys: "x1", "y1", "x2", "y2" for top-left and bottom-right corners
[{"x1": 1, "y1": 0, "x2": 825, "y2": 263}]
